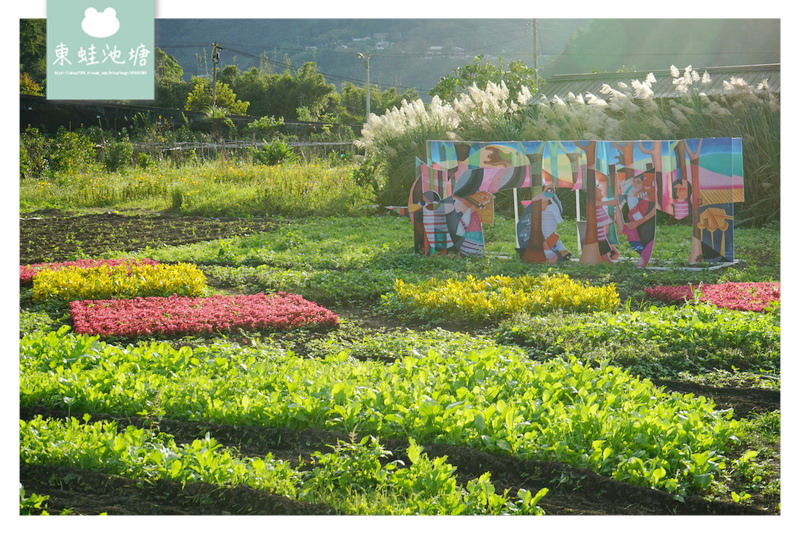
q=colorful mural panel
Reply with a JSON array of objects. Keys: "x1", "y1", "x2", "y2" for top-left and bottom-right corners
[{"x1": 387, "y1": 139, "x2": 744, "y2": 266}]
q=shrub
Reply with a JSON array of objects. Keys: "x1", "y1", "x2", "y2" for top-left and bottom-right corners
[
  {"x1": 244, "y1": 115, "x2": 285, "y2": 139},
  {"x1": 351, "y1": 154, "x2": 385, "y2": 194},
  {"x1": 20, "y1": 127, "x2": 100, "y2": 180},
  {"x1": 136, "y1": 152, "x2": 155, "y2": 169},
  {"x1": 20, "y1": 126, "x2": 50, "y2": 180},
  {"x1": 103, "y1": 139, "x2": 135, "y2": 171},
  {"x1": 250, "y1": 139, "x2": 298, "y2": 166},
  {"x1": 32, "y1": 262, "x2": 207, "y2": 302},
  {"x1": 382, "y1": 273, "x2": 619, "y2": 323},
  {"x1": 49, "y1": 129, "x2": 97, "y2": 175},
  {"x1": 69, "y1": 292, "x2": 338, "y2": 337}
]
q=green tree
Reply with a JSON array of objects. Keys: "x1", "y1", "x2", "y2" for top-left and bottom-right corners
[
  {"x1": 154, "y1": 48, "x2": 189, "y2": 108},
  {"x1": 184, "y1": 78, "x2": 250, "y2": 115},
  {"x1": 218, "y1": 64, "x2": 240, "y2": 87},
  {"x1": 264, "y1": 62, "x2": 338, "y2": 120},
  {"x1": 20, "y1": 72, "x2": 43, "y2": 96},
  {"x1": 337, "y1": 82, "x2": 419, "y2": 124},
  {"x1": 229, "y1": 67, "x2": 278, "y2": 118},
  {"x1": 20, "y1": 19, "x2": 47, "y2": 89},
  {"x1": 206, "y1": 61, "x2": 337, "y2": 121},
  {"x1": 430, "y1": 55, "x2": 538, "y2": 103},
  {"x1": 293, "y1": 62, "x2": 339, "y2": 119}
]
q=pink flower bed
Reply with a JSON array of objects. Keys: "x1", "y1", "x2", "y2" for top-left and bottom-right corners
[
  {"x1": 69, "y1": 292, "x2": 339, "y2": 337},
  {"x1": 20, "y1": 258, "x2": 159, "y2": 285},
  {"x1": 645, "y1": 282, "x2": 780, "y2": 312}
]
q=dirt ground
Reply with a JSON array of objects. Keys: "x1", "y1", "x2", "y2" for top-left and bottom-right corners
[
  {"x1": 649, "y1": 378, "x2": 779, "y2": 418},
  {"x1": 20, "y1": 209, "x2": 278, "y2": 264}
]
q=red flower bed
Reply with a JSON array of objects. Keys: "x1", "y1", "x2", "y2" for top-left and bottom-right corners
[
  {"x1": 644, "y1": 285, "x2": 695, "y2": 303},
  {"x1": 20, "y1": 258, "x2": 159, "y2": 285},
  {"x1": 645, "y1": 282, "x2": 780, "y2": 312},
  {"x1": 69, "y1": 292, "x2": 338, "y2": 337}
]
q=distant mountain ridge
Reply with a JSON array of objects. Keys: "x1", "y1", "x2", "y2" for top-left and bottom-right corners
[
  {"x1": 155, "y1": 19, "x2": 591, "y2": 98},
  {"x1": 155, "y1": 19, "x2": 780, "y2": 100}
]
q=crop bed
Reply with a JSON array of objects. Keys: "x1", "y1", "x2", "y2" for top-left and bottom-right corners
[
  {"x1": 20, "y1": 210, "x2": 278, "y2": 264},
  {"x1": 18, "y1": 407, "x2": 766, "y2": 516},
  {"x1": 18, "y1": 211, "x2": 781, "y2": 516}
]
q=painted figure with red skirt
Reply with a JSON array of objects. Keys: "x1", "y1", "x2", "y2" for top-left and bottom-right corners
[{"x1": 618, "y1": 170, "x2": 657, "y2": 267}]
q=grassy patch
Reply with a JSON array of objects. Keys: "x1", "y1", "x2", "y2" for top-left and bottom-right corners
[
  {"x1": 126, "y1": 215, "x2": 778, "y2": 312},
  {"x1": 20, "y1": 160, "x2": 375, "y2": 218}
]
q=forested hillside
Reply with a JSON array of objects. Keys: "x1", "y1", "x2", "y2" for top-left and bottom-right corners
[
  {"x1": 155, "y1": 19, "x2": 591, "y2": 97},
  {"x1": 155, "y1": 18, "x2": 780, "y2": 98}
]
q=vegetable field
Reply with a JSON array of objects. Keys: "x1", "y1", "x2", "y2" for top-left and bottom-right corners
[{"x1": 19, "y1": 208, "x2": 780, "y2": 516}]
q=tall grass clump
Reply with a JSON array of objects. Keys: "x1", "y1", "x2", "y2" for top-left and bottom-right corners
[
  {"x1": 356, "y1": 82, "x2": 533, "y2": 205},
  {"x1": 355, "y1": 97, "x2": 459, "y2": 205},
  {"x1": 360, "y1": 66, "x2": 779, "y2": 226}
]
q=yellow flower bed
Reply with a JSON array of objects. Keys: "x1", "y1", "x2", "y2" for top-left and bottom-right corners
[
  {"x1": 32, "y1": 262, "x2": 208, "y2": 302},
  {"x1": 389, "y1": 273, "x2": 619, "y2": 321}
]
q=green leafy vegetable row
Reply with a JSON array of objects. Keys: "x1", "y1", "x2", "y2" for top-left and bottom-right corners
[
  {"x1": 20, "y1": 416, "x2": 547, "y2": 515},
  {"x1": 496, "y1": 303, "x2": 780, "y2": 377},
  {"x1": 20, "y1": 328, "x2": 740, "y2": 496}
]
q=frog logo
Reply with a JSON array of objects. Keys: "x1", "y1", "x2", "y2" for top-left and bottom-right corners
[{"x1": 81, "y1": 7, "x2": 120, "y2": 38}]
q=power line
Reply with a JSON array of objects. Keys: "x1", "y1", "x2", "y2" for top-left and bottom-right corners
[
  {"x1": 158, "y1": 23, "x2": 533, "y2": 65},
  {"x1": 556, "y1": 51, "x2": 777, "y2": 57},
  {"x1": 162, "y1": 41, "x2": 412, "y2": 91},
  {"x1": 156, "y1": 43, "x2": 211, "y2": 48},
  {"x1": 184, "y1": 33, "x2": 531, "y2": 60},
  {"x1": 213, "y1": 43, "x2": 432, "y2": 94},
  {"x1": 155, "y1": 26, "x2": 538, "y2": 96}
]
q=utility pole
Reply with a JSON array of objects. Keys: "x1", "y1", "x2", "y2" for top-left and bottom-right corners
[
  {"x1": 531, "y1": 19, "x2": 540, "y2": 85},
  {"x1": 357, "y1": 52, "x2": 371, "y2": 119},
  {"x1": 211, "y1": 42, "x2": 221, "y2": 107}
]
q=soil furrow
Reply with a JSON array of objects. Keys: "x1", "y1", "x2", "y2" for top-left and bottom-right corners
[
  {"x1": 20, "y1": 463, "x2": 336, "y2": 515},
  {"x1": 649, "y1": 378, "x2": 780, "y2": 417},
  {"x1": 20, "y1": 211, "x2": 278, "y2": 264}
]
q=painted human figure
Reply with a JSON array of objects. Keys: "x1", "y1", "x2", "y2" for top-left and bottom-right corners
[
  {"x1": 619, "y1": 171, "x2": 656, "y2": 267},
  {"x1": 452, "y1": 196, "x2": 485, "y2": 257},
  {"x1": 593, "y1": 176, "x2": 620, "y2": 262},
  {"x1": 672, "y1": 178, "x2": 691, "y2": 220},
  {"x1": 418, "y1": 191, "x2": 454, "y2": 254},
  {"x1": 528, "y1": 187, "x2": 571, "y2": 263}
]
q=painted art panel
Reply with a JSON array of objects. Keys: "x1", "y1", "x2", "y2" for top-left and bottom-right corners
[{"x1": 390, "y1": 138, "x2": 745, "y2": 266}]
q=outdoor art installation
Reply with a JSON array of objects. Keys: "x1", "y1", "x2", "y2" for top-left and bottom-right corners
[{"x1": 386, "y1": 139, "x2": 744, "y2": 267}]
